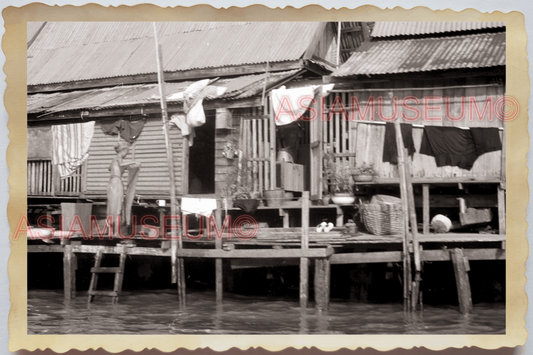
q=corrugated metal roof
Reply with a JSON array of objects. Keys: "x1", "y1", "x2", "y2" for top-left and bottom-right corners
[
  {"x1": 27, "y1": 22, "x2": 46, "y2": 44},
  {"x1": 332, "y1": 32, "x2": 505, "y2": 77},
  {"x1": 27, "y1": 70, "x2": 300, "y2": 114},
  {"x1": 371, "y1": 22, "x2": 505, "y2": 37},
  {"x1": 28, "y1": 22, "x2": 322, "y2": 86}
]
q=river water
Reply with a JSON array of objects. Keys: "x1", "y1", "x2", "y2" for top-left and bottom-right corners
[{"x1": 27, "y1": 290, "x2": 505, "y2": 335}]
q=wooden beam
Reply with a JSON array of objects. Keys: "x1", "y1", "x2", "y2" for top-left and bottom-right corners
[
  {"x1": 421, "y1": 248, "x2": 505, "y2": 262},
  {"x1": 177, "y1": 246, "x2": 333, "y2": 259},
  {"x1": 28, "y1": 61, "x2": 304, "y2": 94},
  {"x1": 28, "y1": 97, "x2": 264, "y2": 124},
  {"x1": 27, "y1": 245, "x2": 65, "y2": 253},
  {"x1": 69, "y1": 245, "x2": 171, "y2": 256},
  {"x1": 230, "y1": 258, "x2": 300, "y2": 269},
  {"x1": 330, "y1": 251, "x2": 403, "y2": 264},
  {"x1": 414, "y1": 194, "x2": 497, "y2": 208}
]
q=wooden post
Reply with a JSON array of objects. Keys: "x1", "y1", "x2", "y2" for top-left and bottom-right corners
[
  {"x1": 497, "y1": 184, "x2": 506, "y2": 235},
  {"x1": 215, "y1": 201, "x2": 223, "y2": 304},
  {"x1": 451, "y1": 248, "x2": 473, "y2": 315},
  {"x1": 404, "y1": 152, "x2": 422, "y2": 310},
  {"x1": 314, "y1": 258, "x2": 330, "y2": 310},
  {"x1": 269, "y1": 94, "x2": 277, "y2": 190},
  {"x1": 152, "y1": 23, "x2": 185, "y2": 307},
  {"x1": 62, "y1": 242, "x2": 76, "y2": 300},
  {"x1": 422, "y1": 184, "x2": 430, "y2": 235},
  {"x1": 391, "y1": 92, "x2": 412, "y2": 311},
  {"x1": 299, "y1": 191, "x2": 310, "y2": 308}
]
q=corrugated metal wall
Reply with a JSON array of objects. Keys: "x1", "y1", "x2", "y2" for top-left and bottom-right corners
[
  {"x1": 85, "y1": 117, "x2": 184, "y2": 197},
  {"x1": 324, "y1": 78, "x2": 505, "y2": 180}
]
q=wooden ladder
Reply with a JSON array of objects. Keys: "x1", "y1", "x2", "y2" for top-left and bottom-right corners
[{"x1": 88, "y1": 247, "x2": 127, "y2": 304}]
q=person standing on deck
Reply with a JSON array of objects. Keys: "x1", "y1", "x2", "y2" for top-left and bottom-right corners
[{"x1": 107, "y1": 141, "x2": 141, "y2": 237}]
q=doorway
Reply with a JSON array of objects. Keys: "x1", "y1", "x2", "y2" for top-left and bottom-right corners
[{"x1": 188, "y1": 112, "x2": 215, "y2": 194}]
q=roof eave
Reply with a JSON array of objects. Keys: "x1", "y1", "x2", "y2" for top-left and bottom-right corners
[{"x1": 28, "y1": 60, "x2": 305, "y2": 94}]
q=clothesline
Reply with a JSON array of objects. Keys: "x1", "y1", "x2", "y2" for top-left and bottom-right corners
[{"x1": 345, "y1": 120, "x2": 504, "y2": 131}]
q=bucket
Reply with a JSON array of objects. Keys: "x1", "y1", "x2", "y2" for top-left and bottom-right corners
[{"x1": 264, "y1": 190, "x2": 285, "y2": 207}]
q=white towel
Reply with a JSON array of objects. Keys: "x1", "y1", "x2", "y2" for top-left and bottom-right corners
[{"x1": 181, "y1": 198, "x2": 217, "y2": 217}]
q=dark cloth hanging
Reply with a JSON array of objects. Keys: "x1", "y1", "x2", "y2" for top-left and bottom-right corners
[
  {"x1": 420, "y1": 126, "x2": 502, "y2": 171},
  {"x1": 382, "y1": 122, "x2": 416, "y2": 164},
  {"x1": 470, "y1": 127, "x2": 502, "y2": 155},
  {"x1": 100, "y1": 117, "x2": 146, "y2": 143}
]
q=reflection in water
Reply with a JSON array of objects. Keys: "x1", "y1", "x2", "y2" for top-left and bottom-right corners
[{"x1": 27, "y1": 290, "x2": 505, "y2": 335}]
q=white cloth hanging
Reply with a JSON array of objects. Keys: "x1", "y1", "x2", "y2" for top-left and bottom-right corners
[
  {"x1": 271, "y1": 84, "x2": 335, "y2": 126},
  {"x1": 181, "y1": 198, "x2": 217, "y2": 217},
  {"x1": 52, "y1": 121, "x2": 95, "y2": 178}
]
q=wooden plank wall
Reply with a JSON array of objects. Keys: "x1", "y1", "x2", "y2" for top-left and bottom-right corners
[
  {"x1": 27, "y1": 159, "x2": 53, "y2": 195},
  {"x1": 85, "y1": 117, "x2": 184, "y2": 197},
  {"x1": 214, "y1": 105, "x2": 272, "y2": 196},
  {"x1": 324, "y1": 78, "x2": 505, "y2": 180}
]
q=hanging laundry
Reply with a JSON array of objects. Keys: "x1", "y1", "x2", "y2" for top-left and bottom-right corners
[
  {"x1": 100, "y1": 117, "x2": 146, "y2": 143},
  {"x1": 52, "y1": 121, "x2": 95, "y2": 178},
  {"x1": 170, "y1": 114, "x2": 196, "y2": 146},
  {"x1": 382, "y1": 122, "x2": 416, "y2": 164},
  {"x1": 181, "y1": 198, "x2": 217, "y2": 217},
  {"x1": 271, "y1": 84, "x2": 335, "y2": 126},
  {"x1": 470, "y1": 127, "x2": 503, "y2": 155},
  {"x1": 169, "y1": 80, "x2": 227, "y2": 147},
  {"x1": 183, "y1": 79, "x2": 210, "y2": 128},
  {"x1": 420, "y1": 126, "x2": 502, "y2": 170}
]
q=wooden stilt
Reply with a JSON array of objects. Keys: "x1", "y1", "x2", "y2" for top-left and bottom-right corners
[
  {"x1": 314, "y1": 258, "x2": 330, "y2": 310},
  {"x1": 404, "y1": 153, "x2": 422, "y2": 311},
  {"x1": 113, "y1": 246, "x2": 127, "y2": 304},
  {"x1": 451, "y1": 248, "x2": 473, "y2": 315},
  {"x1": 299, "y1": 192, "x2": 310, "y2": 308},
  {"x1": 422, "y1": 184, "x2": 430, "y2": 235},
  {"x1": 63, "y1": 242, "x2": 76, "y2": 300},
  {"x1": 223, "y1": 260, "x2": 234, "y2": 292},
  {"x1": 324, "y1": 258, "x2": 330, "y2": 307},
  {"x1": 497, "y1": 184, "x2": 506, "y2": 234},
  {"x1": 215, "y1": 203, "x2": 223, "y2": 305}
]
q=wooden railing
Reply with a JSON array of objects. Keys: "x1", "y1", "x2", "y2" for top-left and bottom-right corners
[{"x1": 27, "y1": 159, "x2": 84, "y2": 196}]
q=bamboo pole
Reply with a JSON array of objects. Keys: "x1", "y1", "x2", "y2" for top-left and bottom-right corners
[
  {"x1": 404, "y1": 151, "x2": 422, "y2": 310},
  {"x1": 152, "y1": 23, "x2": 185, "y2": 307},
  {"x1": 391, "y1": 92, "x2": 412, "y2": 311},
  {"x1": 215, "y1": 201, "x2": 223, "y2": 305}
]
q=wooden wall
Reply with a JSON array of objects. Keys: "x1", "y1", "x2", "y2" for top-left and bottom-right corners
[
  {"x1": 214, "y1": 106, "x2": 271, "y2": 196},
  {"x1": 85, "y1": 117, "x2": 184, "y2": 198},
  {"x1": 324, "y1": 76, "x2": 505, "y2": 180}
]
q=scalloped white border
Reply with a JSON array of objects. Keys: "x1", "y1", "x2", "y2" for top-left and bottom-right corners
[{"x1": 4, "y1": 2, "x2": 531, "y2": 353}]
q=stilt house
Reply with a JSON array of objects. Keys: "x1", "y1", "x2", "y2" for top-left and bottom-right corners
[{"x1": 27, "y1": 22, "x2": 369, "y2": 217}]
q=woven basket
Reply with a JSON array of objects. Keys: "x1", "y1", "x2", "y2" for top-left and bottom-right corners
[{"x1": 360, "y1": 197, "x2": 404, "y2": 235}]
